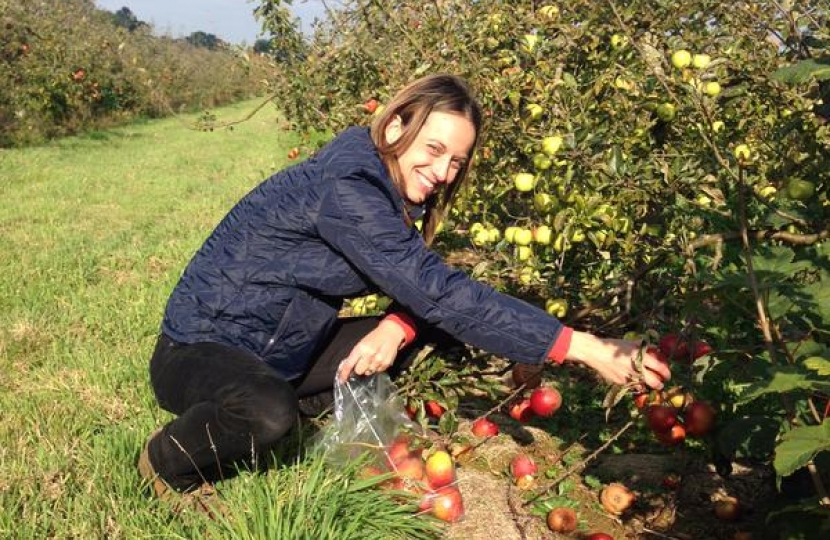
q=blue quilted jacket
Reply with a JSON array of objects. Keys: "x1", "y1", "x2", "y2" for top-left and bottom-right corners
[{"x1": 161, "y1": 127, "x2": 567, "y2": 380}]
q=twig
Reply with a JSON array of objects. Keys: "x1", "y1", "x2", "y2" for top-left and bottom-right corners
[
  {"x1": 807, "y1": 460, "x2": 830, "y2": 507},
  {"x1": 523, "y1": 420, "x2": 634, "y2": 507}
]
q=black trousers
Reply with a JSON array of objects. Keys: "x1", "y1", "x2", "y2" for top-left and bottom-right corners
[{"x1": 147, "y1": 316, "x2": 455, "y2": 491}]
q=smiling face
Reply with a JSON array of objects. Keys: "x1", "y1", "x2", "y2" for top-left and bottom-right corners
[{"x1": 385, "y1": 111, "x2": 477, "y2": 205}]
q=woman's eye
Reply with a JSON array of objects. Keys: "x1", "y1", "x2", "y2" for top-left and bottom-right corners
[{"x1": 428, "y1": 144, "x2": 441, "y2": 155}]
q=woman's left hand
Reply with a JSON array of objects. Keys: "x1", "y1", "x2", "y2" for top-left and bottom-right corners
[{"x1": 337, "y1": 319, "x2": 407, "y2": 382}]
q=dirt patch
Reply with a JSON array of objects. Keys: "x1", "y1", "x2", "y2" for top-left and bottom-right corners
[{"x1": 442, "y1": 423, "x2": 776, "y2": 540}]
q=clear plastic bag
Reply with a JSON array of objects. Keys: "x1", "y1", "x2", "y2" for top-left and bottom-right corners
[{"x1": 314, "y1": 372, "x2": 419, "y2": 466}]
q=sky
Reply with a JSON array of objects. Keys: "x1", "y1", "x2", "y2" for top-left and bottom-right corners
[{"x1": 94, "y1": 0, "x2": 333, "y2": 44}]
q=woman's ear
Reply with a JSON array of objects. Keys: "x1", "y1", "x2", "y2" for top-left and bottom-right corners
[{"x1": 384, "y1": 115, "x2": 403, "y2": 145}]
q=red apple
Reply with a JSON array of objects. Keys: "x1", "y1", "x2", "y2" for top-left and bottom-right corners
[
  {"x1": 713, "y1": 496, "x2": 741, "y2": 521},
  {"x1": 546, "y1": 507, "x2": 577, "y2": 533},
  {"x1": 394, "y1": 455, "x2": 424, "y2": 483},
  {"x1": 471, "y1": 417, "x2": 499, "y2": 437},
  {"x1": 633, "y1": 392, "x2": 649, "y2": 409},
  {"x1": 364, "y1": 98, "x2": 379, "y2": 114},
  {"x1": 685, "y1": 401, "x2": 716, "y2": 437},
  {"x1": 386, "y1": 434, "x2": 413, "y2": 465},
  {"x1": 529, "y1": 386, "x2": 562, "y2": 417},
  {"x1": 692, "y1": 340, "x2": 712, "y2": 359},
  {"x1": 508, "y1": 398, "x2": 534, "y2": 423},
  {"x1": 658, "y1": 333, "x2": 687, "y2": 360},
  {"x1": 646, "y1": 405, "x2": 678, "y2": 433},
  {"x1": 510, "y1": 454, "x2": 537, "y2": 479},
  {"x1": 586, "y1": 534, "x2": 614, "y2": 540},
  {"x1": 600, "y1": 483, "x2": 635, "y2": 515},
  {"x1": 661, "y1": 473, "x2": 681, "y2": 490},
  {"x1": 424, "y1": 400, "x2": 445, "y2": 419},
  {"x1": 656, "y1": 423, "x2": 686, "y2": 446},
  {"x1": 424, "y1": 450, "x2": 456, "y2": 489},
  {"x1": 431, "y1": 486, "x2": 464, "y2": 522}
]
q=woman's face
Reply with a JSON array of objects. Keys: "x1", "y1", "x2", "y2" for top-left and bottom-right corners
[{"x1": 385, "y1": 111, "x2": 476, "y2": 205}]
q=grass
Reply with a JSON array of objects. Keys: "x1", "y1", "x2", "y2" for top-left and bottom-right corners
[{"x1": 0, "y1": 100, "x2": 442, "y2": 539}]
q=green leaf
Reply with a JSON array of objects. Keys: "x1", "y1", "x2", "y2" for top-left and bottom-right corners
[
  {"x1": 738, "y1": 365, "x2": 830, "y2": 404},
  {"x1": 772, "y1": 57, "x2": 830, "y2": 84},
  {"x1": 799, "y1": 279, "x2": 830, "y2": 327},
  {"x1": 774, "y1": 421, "x2": 830, "y2": 478},
  {"x1": 804, "y1": 356, "x2": 830, "y2": 376}
]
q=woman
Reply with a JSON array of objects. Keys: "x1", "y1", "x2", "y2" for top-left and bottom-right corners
[{"x1": 138, "y1": 74, "x2": 670, "y2": 504}]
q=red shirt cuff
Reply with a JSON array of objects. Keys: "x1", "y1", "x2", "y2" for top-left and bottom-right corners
[
  {"x1": 546, "y1": 326, "x2": 573, "y2": 365},
  {"x1": 382, "y1": 312, "x2": 418, "y2": 348}
]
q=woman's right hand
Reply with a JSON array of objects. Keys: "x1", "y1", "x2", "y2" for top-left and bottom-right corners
[{"x1": 564, "y1": 331, "x2": 671, "y2": 390}]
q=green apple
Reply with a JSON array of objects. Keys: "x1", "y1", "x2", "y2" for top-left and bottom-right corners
[
  {"x1": 712, "y1": 120, "x2": 725, "y2": 133},
  {"x1": 545, "y1": 298, "x2": 568, "y2": 318},
  {"x1": 534, "y1": 192, "x2": 555, "y2": 214},
  {"x1": 703, "y1": 81, "x2": 721, "y2": 97},
  {"x1": 539, "y1": 5, "x2": 560, "y2": 20},
  {"x1": 518, "y1": 266, "x2": 540, "y2": 285},
  {"x1": 522, "y1": 34, "x2": 540, "y2": 52},
  {"x1": 488, "y1": 227, "x2": 502, "y2": 243},
  {"x1": 533, "y1": 153, "x2": 553, "y2": 171},
  {"x1": 610, "y1": 33, "x2": 629, "y2": 50},
  {"x1": 614, "y1": 76, "x2": 634, "y2": 91},
  {"x1": 785, "y1": 178, "x2": 815, "y2": 201},
  {"x1": 542, "y1": 135, "x2": 563, "y2": 156},
  {"x1": 516, "y1": 245, "x2": 532, "y2": 261},
  {"x1": 514, "y1": 172, "x2": 537, "y2": 192},
  {"x1": 525, "y1": 103, "x2": 544, "y2": 120},
  {"x1": 534, "y1": 225, "x2": 552, "y2": 245},
  {"x1": 692, "y1": 53, "x2": 711, "y2": 69},
  {"x1": 514, "y1": 228, "x2": 533, "y2": 246},
  {"x1": 733, "y1": 144, "x2": 752, "y2": 162},
  {"x1": 656, "y1": 102, "x2": 676, "y2": 122},
  {"x1": 671, "y1": 49, "x2": 692, "y2": 69},
  {"x1": 504, "y1": 226, "x2": 519, "y2": 243},
  {"x1": 472, "y1": 229, "x2": 491, "y2": 246}
]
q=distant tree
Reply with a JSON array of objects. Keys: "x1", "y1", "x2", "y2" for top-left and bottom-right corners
[
  {"x1": 186, "y1": 30, "x2": 221, "y2": 50},
  {"x1": 253, "y1": 38, "x2": 273, "y2": 54},
  {"x1": 111, "y1": 7, "x2": 146, "y2": 32}
]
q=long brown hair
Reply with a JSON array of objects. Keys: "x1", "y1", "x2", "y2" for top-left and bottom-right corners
[{"x1": 370, "y1": 74, "x2": 483, "y2": 245}]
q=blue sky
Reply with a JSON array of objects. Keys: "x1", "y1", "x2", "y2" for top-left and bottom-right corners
[{"x1": 94, "y1": 0, "x2": 334, "y2": 44}]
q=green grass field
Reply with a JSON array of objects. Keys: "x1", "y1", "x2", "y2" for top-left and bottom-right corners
[{"x1": 0, "y1": 100, "x2": 442, "y2": 539}]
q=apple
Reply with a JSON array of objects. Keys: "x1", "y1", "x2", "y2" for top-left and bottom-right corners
[
  {"x1": 656, "y1": 102, "x2": 676, "y2": 122},
  {"x1": 394, "y1": 455, "x2": 424, "y2": 483},
  {"x1": 539, "y1": 5, "x2": 560, "y2": 20},
  {"x1": 646, "y1": 405, "x2": 678, "y2": 433},
  {"x1": 712, "y1": 120, "x2": 725, "y2": 133},
  {"x1": 512, "y1": 363, "x2": 543, "y2": 389},
  {"x1": 522, "y1": 33, "x2": 540, "y2": 52},
  {"x1": 610, "y1": 33, "x2": 629, "y2": 50},
  {"x1": 661, "y1": 473, "x2": 681, "y2": 490},
  {"x1": 513, "y1": 228, "x2": 533, "y2": 246},
  {"x1": 425, "y1": 450, "x2": 456, "y2": 489},
  {"x1": 525, "y1": 103, "x2": 544, "y2": 120},
  {"x1": 671, "y1": 49, "x2": 692, "y2": 69},
  {"x1": 713, "y1": 496, "x2": 741, "y2": 521},
  {"x1": 633, "y1": 392, "x2": 649, "y2": 409},
  {"x1": 431, "y1": 486, "x2": 464, "y2": 522},
  {"x1": 533, "y1": 153, "x2": 552, "y2": 170},
  {"x1": 504, "y1": 226, "x2": 519, "y2": 243},
  {"x1": 656, "y1": 423, "x2": 687, "y2": 446},
  {"x1": 471, "y1": 417, "x2": 499, "y2": 437},
  {"x1": 424, "y1": 400, "x2": 445, "y2": 419},
  {"x1": 542, "y1": 135, "x2": 563, "y2": 155},
  {"x1": 514, "y1": 172, "x2": 537, "y2": 192},
  {"x1": 613, "y1": 76, "x2": 634, "y2": 91},
  {"x1": 703, "y1": 81, "x2": 721, "y2": 97},
  {"x1": 516, "y1": 245, "x2": 533, "y2": 261},
  {"x1": 533, "y1": 225, "x2": 552, "y2": 245},
  {"x1": 546, "y1": 507, "x2": 577, "y2": 532},
  {"x1": 510, "y1": 454, "x2": 537, "y2": 479},
  {"x1": 73, "y1": 68, "x2": 86, "y2": 82},
  {"x1": 734, "y1": 144, "x2": 753, "y2": 162},
  {"x1": 364, "y1": 98, "x2": 379, "y2": 114},
  {"x1": 529, "y1": 386, "x2": 562, "y2": 417},
  {"x1": 586, "y1": 534, "x2": 614, "y2": 540},
  {"x1": 658, "y1": 333, "x2": 689, "y2": 361},
  {"x1": 533, "y1": 192, "x2": 555, "y2": 213},
  {"x1": 545, "y1": 298, "x2": 567, "y2": 318},
  {"x1": 692, "y1": 53, "x2": 711, "y2": 69},
  {"x1": 692, "y1": 340, "x2": 712, "y2": 359},
  {"x1": 287, "y1": 147, "x2": 300, "y2": 160},
  {"x1": 665, "y1": 386, "x2": 687, "y2": 409},
  {"x1": 600, "y1": 483, "x2": 635, "y2": 515},
  {"x1": 386, "y1": 435, "x2": 413, "y2": 465},
  {"x1": 508, "y1": 398, "x2": 534, "y2": 423},
  {"x1": 786, "y1": 178, "x2": 816, "y2": 201},
  {"x1": 685, "y1": 401, "x2": 716, "y2": 437}
]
